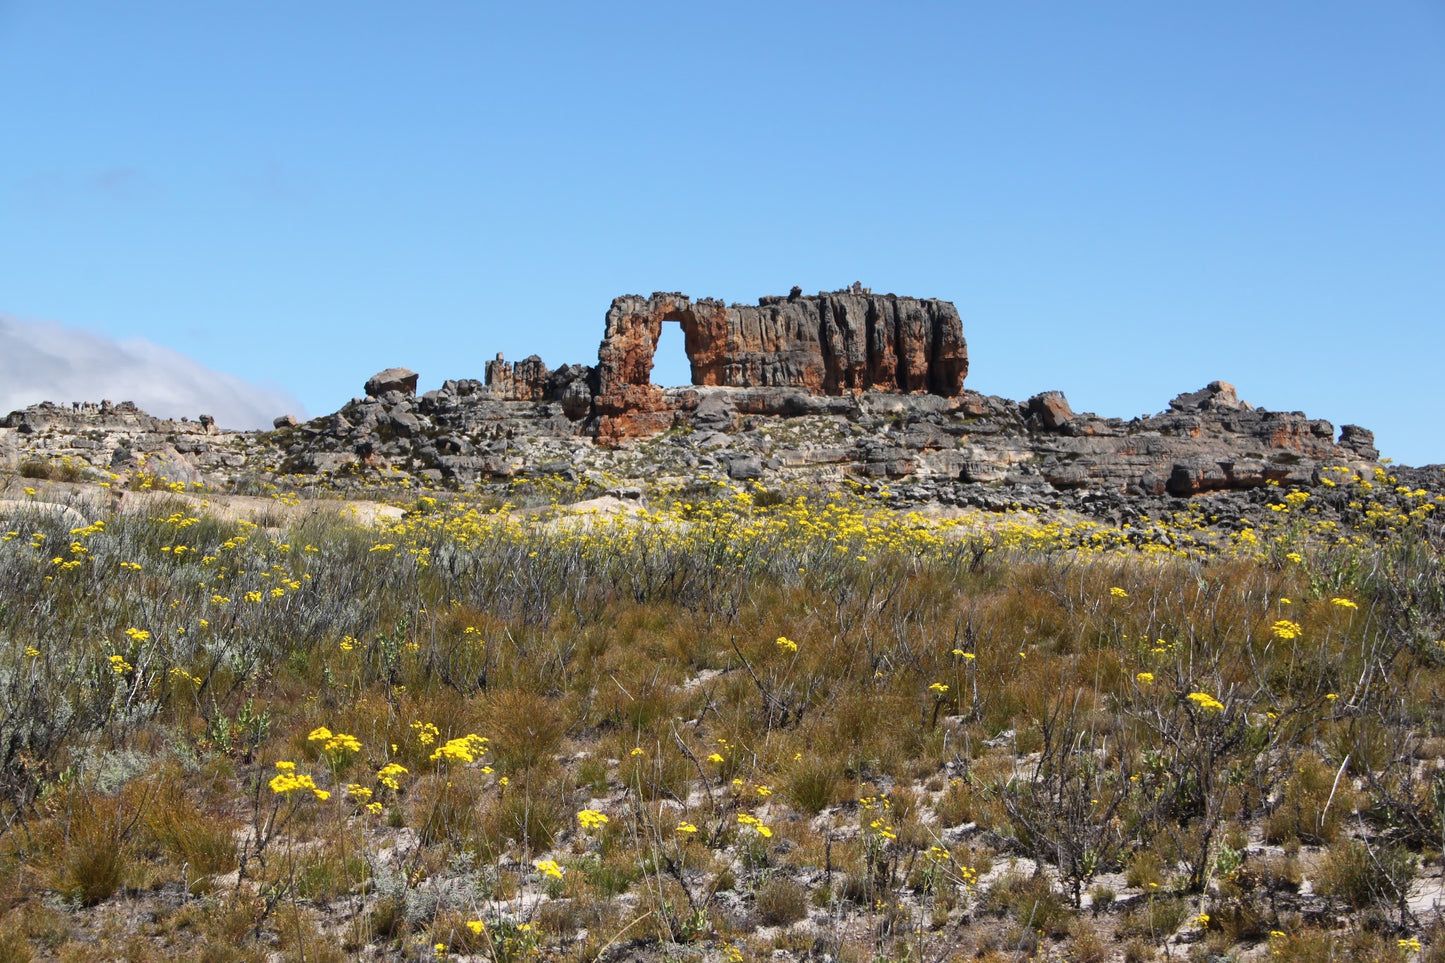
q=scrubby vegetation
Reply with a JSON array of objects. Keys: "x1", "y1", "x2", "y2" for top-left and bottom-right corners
[{"x1": 0, "y1": 468, "x2": 1443, "y2": 961}]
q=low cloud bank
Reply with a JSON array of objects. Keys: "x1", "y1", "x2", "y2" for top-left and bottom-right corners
[{"x1": 0, "y1": 315, "x2": 304, "y2": 431}]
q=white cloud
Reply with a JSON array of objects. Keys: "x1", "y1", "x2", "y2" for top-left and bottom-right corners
[{"x1": 0, "y1": 315, "x2": 305, "y2": 431}]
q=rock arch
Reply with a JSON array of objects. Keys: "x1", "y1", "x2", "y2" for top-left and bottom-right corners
[{"x1": 593, "y1": 288, "x2": 969, "y2": 441}]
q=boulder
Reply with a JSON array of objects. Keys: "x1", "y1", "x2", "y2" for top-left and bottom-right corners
[
  {"x1": 365, "y1": 367, "x2": 419, "y2": 398},
  {"x1": 1025, "y1": 391, "x2": 1074, "y2": 431},
  {"x1": 723, "y1": 454, "x2": 763, "y2": 480}
]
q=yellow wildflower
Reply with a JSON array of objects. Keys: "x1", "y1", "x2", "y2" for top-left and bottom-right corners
[
  {"x1": 376, "y1": 762, "x2": 408, "y2": 789},
  {"x1": 430, "y1": 734, "x2": 488, "y2": 764},
  {"x1": 577, "y1": 809, "x2": 609, "y2": 831},
  {"x1": 1187, "y1": 692, "x2": 1225, "y2": 712},
  {"x1": 1271, "y1": 620, "x2": 1303, "y2": 640}
]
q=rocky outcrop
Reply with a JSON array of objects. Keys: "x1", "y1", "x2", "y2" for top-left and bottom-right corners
[
  {"x1": 1008, "y1": 381, "x2": 1355, "y2": 496},
  {"x1": 0, "y1": 400, "x2": 262, "y2": 484},
  {"x1": 484, "y1": 353, "x2": 549, "y2": 401},
  {"x1": 0, "y1": 289, "x2": 1410, "y2": 516},
  {"x1": 483, "y1": 354, "x2": 596, "y2": 419},
  {"x1": 593, "y1": 285, "x2": 968, "y2": 442},
  {"x1": 0, "y1": 373, "x2": 1406, "y2": 523}
]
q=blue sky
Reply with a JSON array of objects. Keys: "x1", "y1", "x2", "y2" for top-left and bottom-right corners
[{"x1": 2, "y1": 2, "x2": 1442, "y2": 463}]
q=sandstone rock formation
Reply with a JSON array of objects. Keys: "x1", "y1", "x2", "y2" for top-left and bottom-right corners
[
  {"x1": 593, "y1": 285, "x2": 968, "y2": 441},
  {"x1": 1, "y1": 288, "x2": 1422, "y2": 528},
  {"x1": 483, "y1": 354, "x2": 595, "y2": 417}
]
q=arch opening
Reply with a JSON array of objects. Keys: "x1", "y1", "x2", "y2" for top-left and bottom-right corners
[{"x1": 651, "y1": 319, "x2": 693, "y2": 387}]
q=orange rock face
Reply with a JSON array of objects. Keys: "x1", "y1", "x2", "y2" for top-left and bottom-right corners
[{"x1": 593, "y1": 287, "x2": 968, "y2": 442}]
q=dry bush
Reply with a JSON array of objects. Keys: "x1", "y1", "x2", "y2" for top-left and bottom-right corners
[
  {"x1": 1066, "y1": 916, "x2": 1111, "y2": 963},
  {"x1": 477, "y1": 773, "x2": 568, "y2": 854},
  {"x1": 1265, "y1": 751, "x2": 1353, "y2": 845},
  {"x1": 138, "y1": 770, "x2": 239, "y2": 894},
  {"x1": 754, "y1": 875, "x2": 809, "y2": 926},
  {"x1": 483, "y1": 689, "x2": 566, "y2": 772},
  {"x1": 1115, "y1": 895, "x2": 1188, "y2": 942},
  {"x1": 413, "y1": 772, "x2": 486, "y2": 847},
  {"x1": 1266, "y1": 927, "x2": 1414, "y2": 962},
  {"x1": 1315, "y1": 838, "x2": 1417, "y2": 918},
  {"x1": 982, "y1": 871, "x2": 1071, "y2": 938},
  {"x1": 43, "y1": 790, "x2": 138, "y2": 907},
  {"x1": 782, "y1": 751, "x2": 847, "y2": 814},
  {"x1": 0, "y1": 917, "x2": 33, "y2": 963},
  {"x1": 620, "y1": 745, "x2": 694, "y2": 801}
]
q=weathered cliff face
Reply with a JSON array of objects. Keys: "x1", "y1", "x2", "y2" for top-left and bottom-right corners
[{"x1": 593, "y1": 286, "x2": 969, "y2": 442}]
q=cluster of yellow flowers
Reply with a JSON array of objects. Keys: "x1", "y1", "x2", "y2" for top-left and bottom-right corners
[
  {"x1": 1187, "y1": 692, "x2": 1225, "y2": 712},
  {"x1": 736, "y1": 813, "x2": 773, "y2": 838},
  {"x1": 429, "y1": 733, "x2": 488, "y2": 764},
  {"x1": 308, "y1": 726, "x2": 362, "y2": 756},
  {"x1": 269, "y1": 761, "x2": 330, "y2": 800},
  {"x1": 576, "y1": 809, "x2": 609, "y2": 832},
  {"x1": 376, "y1": 762, "x2": 408, "y2": 790}
]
